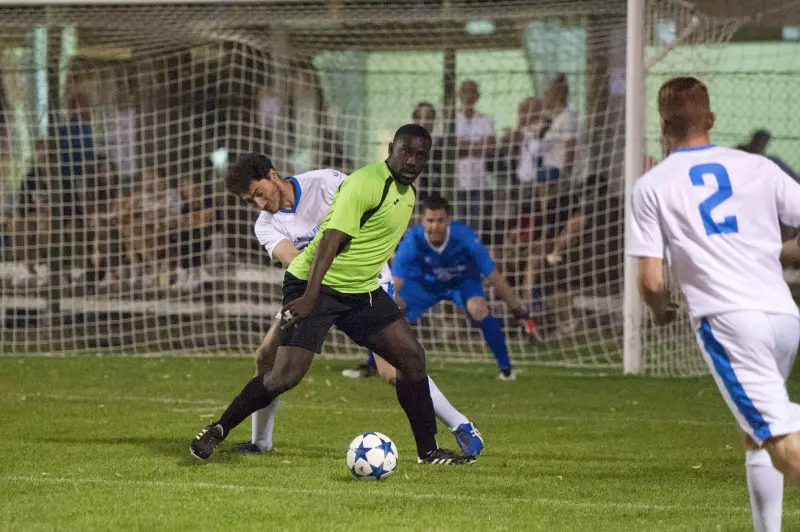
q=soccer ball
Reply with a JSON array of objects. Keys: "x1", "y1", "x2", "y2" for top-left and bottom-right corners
[{"x1": 346, "y1": 432, "x2": 398, "y2": 480}]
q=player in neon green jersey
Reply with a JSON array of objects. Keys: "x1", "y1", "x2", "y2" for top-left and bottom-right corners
[{"x1": 191, "y1": 124, "x2": 475, "y2": 465}]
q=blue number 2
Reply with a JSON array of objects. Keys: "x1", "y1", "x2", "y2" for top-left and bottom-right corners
[{"x1": 689, "y1": 163, "x2": 739, "y2": 236}]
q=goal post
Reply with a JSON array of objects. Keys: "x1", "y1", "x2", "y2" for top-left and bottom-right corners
[
  {"x1": 623, "y1": 0, "x2": 645, "y2": 375},
  {"x1": 0, "y1": 0, "x2": 783, "y2": 376}
]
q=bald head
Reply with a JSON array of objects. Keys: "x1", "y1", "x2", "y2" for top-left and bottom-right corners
[
  {"x1": 517, "y1": 97, "x2": 542, "y2": 128},
  {"x1": 459, "y1": 80, "x2": 480, "y2": 108},
  {"x1": 543, "y1": 74, "x2": 568, "y2": 110}
]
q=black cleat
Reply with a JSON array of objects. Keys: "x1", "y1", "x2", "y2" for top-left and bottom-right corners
[
  {"x1": 417, "y1": 448, "x2": 476, "y2": 465},
  {"x1": 231, "y1": 442, "x2": 266, "y2": 454},
  {"x1": 190, "y1": 422, "x2": 225, "y2": 460}
]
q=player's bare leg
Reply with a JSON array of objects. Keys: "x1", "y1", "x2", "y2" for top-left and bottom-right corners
[
  {"x1": 373, "y1": 354, "x2": 483, "y2": 456},
  {"x1": 466, "y1": 296, "x2": 514, "y2": 380},
  {"x1": 743, "y1": 433, "x2": 783, "y2": 532},
  {"x1": 764, "y1": 432, "x2": 800, "y2": 487},
  {"x1": 232, "y1": 321, "x2": 281, "y2": 454},
  {"x1": 363, "y1": 319, "x2": 474, "y2": 464}
]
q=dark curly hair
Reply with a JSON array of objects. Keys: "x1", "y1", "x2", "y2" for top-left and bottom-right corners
[
  {"x1": 225, "y1": 152, "x2": 275, "y2": 196},
  {"x1": 422, "y1": 193, "x2": 450, "y2": 214}
]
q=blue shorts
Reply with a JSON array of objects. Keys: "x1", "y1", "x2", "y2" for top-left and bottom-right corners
[
  {"x1": 399, "y1": 278, "x2": 485, "y2": 323},
  {"x1": 536, "y1": 167, "x2": 561, "y2": 183}
]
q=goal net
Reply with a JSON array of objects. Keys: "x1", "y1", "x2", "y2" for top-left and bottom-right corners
[{"x1": 0, "y1": 1, "x2": 774, "y2": 375}]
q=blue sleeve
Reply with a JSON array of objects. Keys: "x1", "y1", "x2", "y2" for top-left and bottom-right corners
[
  {"x1": 391, "y1": 229, "x2": 418, "y2": 278},
  {"x1": 462, "y1": 226, "x2": 495, "y2": 276}
]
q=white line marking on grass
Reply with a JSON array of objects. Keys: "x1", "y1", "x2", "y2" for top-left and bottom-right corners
[
  {"x1": 0, "y1": 352, "x2": 615, "y2": 369},
  {"x1": 0, "y1": 475, "x2": 676, "y2": 512},
  {"x1": 17, "y1": 392, "x2": 731, "y2": 427}
]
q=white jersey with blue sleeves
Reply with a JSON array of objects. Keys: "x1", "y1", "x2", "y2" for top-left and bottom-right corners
[
  {"x1": 627, "y1": 144, "x2": 800, "y2": 319},
  {"x1": 253, "y1": 167, "x2": 392, "y2": 286}
]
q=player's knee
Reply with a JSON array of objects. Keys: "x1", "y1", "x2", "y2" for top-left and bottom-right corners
[
  {"x1": 766, "y1": 433, "x2": 800, "y2": 485},
  {"x1": 400, "y1": 344, "x2": 427, "y2": 381},
  {"x1": 770, "y1": 450, "x2": 800, "y2": 481},
  {"x1": 254, "y1": 326, "x2": 279, "y2": 375},
  {"x1": 261, "y1": 367, "x2": 303, "y2": 396},
  {"x1": 254, "y1": 345, "x2": 272, "y2": 375},
  {"x1": 466, "y1": 297, "x2": 489, "y2": 321}
]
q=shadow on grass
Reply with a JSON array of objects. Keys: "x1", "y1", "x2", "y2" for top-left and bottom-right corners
[{"x1": 39, "y1": 435, "x2": 239, "y2": 464}]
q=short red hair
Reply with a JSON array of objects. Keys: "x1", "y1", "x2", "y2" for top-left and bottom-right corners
[{"x1": 658, "y1": 76, "x2": 714, "y2": 141}]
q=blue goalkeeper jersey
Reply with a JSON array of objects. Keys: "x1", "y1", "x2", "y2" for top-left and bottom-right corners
[{"x1": 391, "y1": 221, "x2": 495, "y2": 289}]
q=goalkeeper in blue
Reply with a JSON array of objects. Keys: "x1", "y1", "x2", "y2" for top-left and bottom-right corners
[{"x1": 347, "y1": 194, "x2": 540, "y2": 381}]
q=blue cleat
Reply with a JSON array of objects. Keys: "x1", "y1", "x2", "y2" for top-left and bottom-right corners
[
  {"x1": 231, "y1": 442, "x2": 266, "y2": 454},
  {"x1": 453, "y1": 423, "x2": 484, "y2": 456}
]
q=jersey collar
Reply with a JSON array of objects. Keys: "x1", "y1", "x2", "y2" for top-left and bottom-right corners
[
  {"x1": 425, "y1": 225, "x2": 450, "y2": 253},
  {"x1": 279, "y1": 176, "x2": 301, "y2": 214},
  {"x1": 671, "y1": 144, "x2": 716, "y2": 153}
]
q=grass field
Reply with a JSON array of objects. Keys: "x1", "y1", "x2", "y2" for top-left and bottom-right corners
[{"x1": 2, "y1": 355, "x2": 799, "y2": 531}]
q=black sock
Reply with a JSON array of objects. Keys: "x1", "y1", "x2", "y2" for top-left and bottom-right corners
[
  {"x1": 217, "y1": 376, "x2": 276, "y2": 436},
  {"x1": 395, "y1": 376, "x2": 438, "y2": 458}
]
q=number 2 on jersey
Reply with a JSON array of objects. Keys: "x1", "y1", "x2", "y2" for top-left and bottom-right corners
[{"x1": 689, "y1": 163, "x2": 739, "y2": 236}]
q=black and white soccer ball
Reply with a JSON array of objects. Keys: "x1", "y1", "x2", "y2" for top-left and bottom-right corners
[{"x1": 346, "y1": 432, "x2": 398, "y2": 480}]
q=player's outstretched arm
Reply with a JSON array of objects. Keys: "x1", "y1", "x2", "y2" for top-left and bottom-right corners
[
  {"x1": 638, "y1": 257, "x2": 677, "y2": 326},
  {"x1": 281, "y1": 229, "x2": 348, "y2": 328},
  {"x1": 486, "y1": 270, "x2": 522, "y2": 313},
  {"x1": 486, "y1": 270, "x2": 542, "y2": 342}
]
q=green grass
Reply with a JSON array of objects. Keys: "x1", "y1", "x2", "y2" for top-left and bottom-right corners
[{"x1": 1, "y1": 356, "x2": 799, "y2": 531}]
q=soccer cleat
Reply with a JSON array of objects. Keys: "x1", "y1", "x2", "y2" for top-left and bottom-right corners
[
  {"x1": 341, "y1": 364, "x2": 378, "y2": 379},
  {"x1": 190, "y1": 422, "x2": 225, "y2": 461},
  {"x1": 417, "y1": 448, "x2": 476, "y2": 465},
  {"x1": 452, "y1": 423, "x2": 484, "y2": 456},
  {"x1": 231, "y1": 442, "x2": 266, "y2": 454},
  {"x1": 497, "y1": 368, "x2": 517, "y2": 381}
]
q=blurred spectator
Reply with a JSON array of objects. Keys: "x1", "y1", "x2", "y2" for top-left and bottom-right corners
[
  {"x1": 738, "y1": 129, "x2": 799, "y2": 182},
  {"x1": 540, "y1": 73, "x2": 584, "y2": 186},
  {"x1": 527, "y1": 75, "x2": 585, "y2": 298},
  {"x1": 10, "y1": 142, "x2": 53, "y2": 287},
  {"x1": 120, "y1": 169, "x2": 182, "y2": 289},
  {"x1": 542, "y1": 175, "x2": 622, "y2": 334},
  {"x1": 84, "y1": 156, "x2": 125, "y2": 288},
  {"x1": 494, "y1": 96, "x2": 549, "y2": 191},
  {"x1": 455, "y1": 80, "x2": 495, "y2": 235},
  {"x1": 412, "y1": 101, "x2": 444, "y2": 199},
  {"x1": 12, "y1": 141, "x2": 64, "y2": 286},
  {"x1": 55, "y1": 89, "x2": 95, "y2": 200},
  {"x1": 320, "y1": 128, "x2": 353, "y2": 174},
  {"x1": 520, "y1": 179, "x2": 583, "y2": 323},
  {"x1": 174, "y1": 160, "x2": 215, "y2": 290}
]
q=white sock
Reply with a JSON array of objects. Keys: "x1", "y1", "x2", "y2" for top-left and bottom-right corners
[
  {"x1": 427, "y1": 376, "x2": 469, "y2": 431},
  {"x1": 746, "y1": 449, "x2": 783, "y2": 532},
  {"x1": 251, "y1": 398, "x2": 279, "y2": 451}
]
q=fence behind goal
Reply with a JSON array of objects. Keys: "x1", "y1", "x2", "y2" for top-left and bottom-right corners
[{"x1": 0, "y1": 1, "x2": 789, "y2": 375}]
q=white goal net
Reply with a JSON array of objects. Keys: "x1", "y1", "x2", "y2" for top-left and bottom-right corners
[{"x1": 0, "y1": 1, "x2": 785, "y2": 376}]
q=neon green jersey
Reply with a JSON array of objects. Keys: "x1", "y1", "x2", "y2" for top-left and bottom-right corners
[{"x1": 287, "y1": 161, "x2": 415, "y2": 293}]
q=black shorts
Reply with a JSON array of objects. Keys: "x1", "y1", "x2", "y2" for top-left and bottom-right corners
[{"x1": 278, "y1": 272, "x2": 404, "y2": 353}]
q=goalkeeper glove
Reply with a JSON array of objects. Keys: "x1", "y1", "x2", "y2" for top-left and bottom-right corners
[{"x1": 512, "y1": 307, "x2": 543, "y2": 344}]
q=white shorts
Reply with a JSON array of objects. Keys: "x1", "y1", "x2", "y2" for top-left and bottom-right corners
[
  {"x1": 273, "y1": 281, "x2": 394, "y2": 321},
  {"x1": 692, "y1": 311, "x2": 800, "y2": 445}
]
